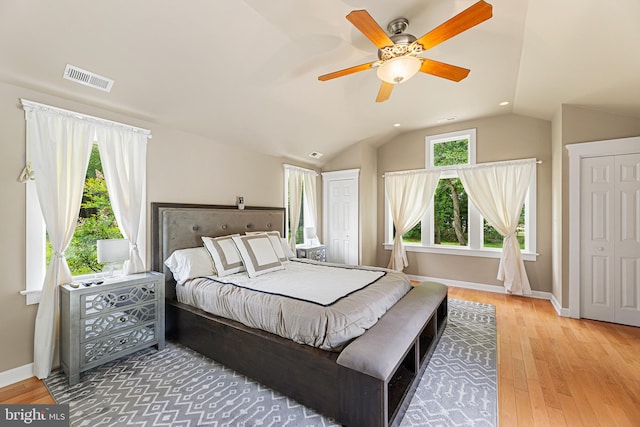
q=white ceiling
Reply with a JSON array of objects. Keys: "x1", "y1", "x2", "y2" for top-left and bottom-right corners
[{"x1": 1, "y1": 0, "x2": 639, "y2": 166}]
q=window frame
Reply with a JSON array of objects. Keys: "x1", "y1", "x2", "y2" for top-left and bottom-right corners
[
  {"x1": 384, "y1": 128, "x2": 537, "y2": 261},
  {"x1": 24, "y1": 180, "x2": 46, "y2": 304},
  {"x1": 422, "y1": 129, "x2": 476, "y2": 248}
]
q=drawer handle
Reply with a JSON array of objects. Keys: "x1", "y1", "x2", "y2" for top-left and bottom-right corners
[
  {"x1": 119, "y1": 339, "x2": 127, "y2": 344},
  {"x1": 119, "y1": 295, "x2": 126, "y2": 301},
  {"x1": 119, "y1": 317, "x2": 126, "y2": 323}
]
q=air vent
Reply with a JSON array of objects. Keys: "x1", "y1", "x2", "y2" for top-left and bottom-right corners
[
  {"x1": 63, "y1": 64, "x2": 114, "y2": 92},
  {"x1": 309, "y1": 151, "x2": 324, "y2": 159}
]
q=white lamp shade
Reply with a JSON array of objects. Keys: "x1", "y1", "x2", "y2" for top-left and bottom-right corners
[
  {"x1": 304, "y1": 227, "x2": 316, "y2": 240},
  {"x1": 97, "y1": 239, "x2": 130, "y2": 263},
  {"x1": 376, "y1": 55, "x2": 422, "y2": 84}
]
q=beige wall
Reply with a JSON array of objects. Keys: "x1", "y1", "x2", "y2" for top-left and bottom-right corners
[
  {"x1": 551, "y1": 108, "x2": 564, "y2": 304},
  {"x1": 0, "y1": 84, "x2": 38, "y2": 374},
  {"x1": 376, "y1": 114, "x2": 553, "y2": 292},
  {"x1": 0, "y1": 81, "x2": 296, "y2": 373},
  {"x1": 360, "y1": 143, "x2": 378, "y2": 265},
  {"x1": 555, "y1": 105, "x2": 640, "y2": 306}
]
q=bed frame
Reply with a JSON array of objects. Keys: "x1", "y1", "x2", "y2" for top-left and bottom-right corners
[{"x1": 151, "y1": 202, "x2": 448, "y2": 427}]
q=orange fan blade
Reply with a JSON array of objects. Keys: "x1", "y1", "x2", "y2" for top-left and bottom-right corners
[
  {"x1": 415, "y1": 0, "x2": 492, "y2": 51},
  {"x1": 346, "y1": 10, "x2": 395, "y2": 49},
  {"x1": 318, "y1": 62, "x2": 374, "y2": 81},
  {"x1": 376, "y1": 81, "x2": 394, "y2": 102},
  {"x1": 419, "y1": 59, "x2": 470, "y2": 82}
]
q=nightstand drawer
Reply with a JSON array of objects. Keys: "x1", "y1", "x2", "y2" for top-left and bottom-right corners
[
  {"x1": 82, "y1": 302, "x2": 157, "y2": 342},
  {"x1": 81, "y1": 282, "x2": 157, "y2": 317},
  {"x1": 82, "y1": 323, "x2": 156, "y2": 366}
]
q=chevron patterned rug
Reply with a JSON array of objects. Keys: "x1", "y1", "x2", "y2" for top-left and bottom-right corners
[
  {"x1": 400, "y1": 299, "x2": 497, "y2": 427},
  {"x1": 45, "y1": 298, "x2": 496, "y2": 427}
]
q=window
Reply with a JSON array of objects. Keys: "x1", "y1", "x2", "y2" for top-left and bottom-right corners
[
  {"x1": 45, "y1": 145, "x2": 123, "y2": 275},
  {"x1": 283, "y1": 165, "x2": 317, "y2": 246},
  {"x1": 22, "y1": 100, "x2": 149, "y2": 304},
  {"x1": 385, "y1": 128, "x2": 537, "y2": 260}
]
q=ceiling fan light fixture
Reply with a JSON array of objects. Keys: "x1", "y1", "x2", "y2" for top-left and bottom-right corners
[{"x1": 376, "y1": 55, "x2": 421, "y2": 84}]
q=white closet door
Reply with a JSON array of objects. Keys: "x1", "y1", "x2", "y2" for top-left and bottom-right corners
[
  {"x1": 581, "y1": 153, "x2": 640, "y2": 327},
  {"x1": 614, "y1": 153, "x2": 640, "y2": 327},
  {"x1": 323, "y1": 170, "x2": 359, "y2": 265},
  {"x1": 581, "y1": 156, "x2": 615, "y2": 322}
]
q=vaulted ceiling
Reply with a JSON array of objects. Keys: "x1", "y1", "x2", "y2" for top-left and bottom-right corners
[{"x1": 1, "y1": 0, "x2": 639, "y2": 166}]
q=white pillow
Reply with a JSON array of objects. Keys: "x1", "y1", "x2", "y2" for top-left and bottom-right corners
[
  {"x1": 280, "y1": 237, "x2": 297, "y2": 259},
  {"x1": 232, "y1": 234, "x2": 284, "y2": 278},
  {"x1": 164, "y1": 247, "x2": 216, "y2": 284},
  {"x1": 202, "y1": 235, "x2": 246, "y2": 277},
  {"x1": 246, "y1": 231, "x2": 288, "y2": 262}
]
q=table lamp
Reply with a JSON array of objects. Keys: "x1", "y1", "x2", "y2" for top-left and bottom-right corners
[{"x1": 97, "y1": 238, "x2": 129, "y2": 277}]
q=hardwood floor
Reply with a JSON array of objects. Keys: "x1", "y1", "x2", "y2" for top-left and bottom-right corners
[
  {"x1": 0, "y1": 376, "x2": 54, "y2": 405},
  {"x1": 1, "y1": 286, "x2": 639, "y2": 426},
  {"x1": 449, "y1": 286, "x2": 640, "y2": 427}
]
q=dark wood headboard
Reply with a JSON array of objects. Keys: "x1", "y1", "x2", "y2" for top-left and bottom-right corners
[{"x1": 150, "y1": 202, "x2": 285, "y2": 299}]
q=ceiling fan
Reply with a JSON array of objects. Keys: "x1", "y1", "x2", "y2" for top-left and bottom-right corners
[{"x1": 318, "y1": 0, "x2": 493, "y2": 102}]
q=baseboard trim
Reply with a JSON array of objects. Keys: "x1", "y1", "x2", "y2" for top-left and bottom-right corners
[
  {"x1": 549, "y1": 294, "x2": 570, "y2": 317},
  {"x1": 408, "y1": 275, "x2": 569, "y2": 316},
  {"x1": 0, "y1": 363, "x2": 34, "y2": 388}
]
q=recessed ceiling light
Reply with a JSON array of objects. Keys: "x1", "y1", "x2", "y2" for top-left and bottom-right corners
[
  {"x1": 393, "y1": 123, "x2": 401, "y2": 128},
  {"x1": 309, "y1": 151, "x2": 323, "y2": 159},
  {"x1": 499, "y1": 101, "x2": 510, "y2": 106}
]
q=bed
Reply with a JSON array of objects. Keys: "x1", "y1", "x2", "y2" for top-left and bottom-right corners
[{"x1": 151, "y1": 202, "x2": 448, "y2": 427}]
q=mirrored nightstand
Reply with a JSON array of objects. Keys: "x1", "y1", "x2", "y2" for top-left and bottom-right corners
[{"x1": 296, "y1": 244, "x2": 327, "y2": 262}]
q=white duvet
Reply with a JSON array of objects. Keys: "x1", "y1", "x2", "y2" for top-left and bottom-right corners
[{"x1": 176, "y1": 259, "x2": 412, "y2": 350}]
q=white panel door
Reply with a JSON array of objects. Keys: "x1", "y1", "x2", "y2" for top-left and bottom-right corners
[
  {"x1": 324, "y1": 175, "x2": 358, "y2": 265},
  {"x1": 581, "y1": 156, "x2": 615, "y2": 322},
  {"x1": 581, "y1": 153, "x2": 640, "y2": 327},
  {"x1": 614, "y1": 153, "x2": 640, "y2": 327}
]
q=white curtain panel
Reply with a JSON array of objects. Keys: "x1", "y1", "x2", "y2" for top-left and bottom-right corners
[
  {"x1": 97, "y1": 127, "x2": 148, "y2": 274},
  {"x1": 301, "y1": 170, "x2": 319, "y2": 243},
  {"x1": 385, "y1": 170, "x2": 441, "y2": 271},
  {"x1": 27, "y1": 107, "x2": 94, "y2": 379},
  {"x1": 287, "y1": 169, "x2": 304, "y2": 250},
  {"x1": 458, "y1": 159, "x2": 535, "y2": 295}
]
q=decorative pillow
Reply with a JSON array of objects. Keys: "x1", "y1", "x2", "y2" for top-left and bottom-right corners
[
  {"x1": 280, "y1": 237, "x2": 297, "y2": 259},
  {"x1": 232, "y1": 234, "x2": 284, "y2": 278},
  {"x1": 164, "y1": 247, "x2": 216, "y2": 284},
  {"x1": 202, "y1": 234, "x2": 246, "y2": 277},
  {"x1": 246, "y1": 231, "x2": 288, "y2": 262}
]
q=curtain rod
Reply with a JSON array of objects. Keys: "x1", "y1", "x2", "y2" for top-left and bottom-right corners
[
  {"x1": 20, "y1": 99, "x2": 152, "y2": 138},
  {"x1": 282, "y1": 163, "x2": 319, "y2": 176},
  {"x1": 382, "y1": 158, "x2": 541, "y2": 178}
]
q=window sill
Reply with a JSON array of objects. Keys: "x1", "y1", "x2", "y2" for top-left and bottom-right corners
[
  {"x1": 20, "y1": 273, "x2": 107, "y2": 305},
  {"x1": 383, "y1": 243, "x2": 538, "y2": 261},
  {"x1": 19, "y1": 289, "x2": 41, "y2": 305}
]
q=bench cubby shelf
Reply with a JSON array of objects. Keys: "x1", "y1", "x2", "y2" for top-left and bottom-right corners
[{"x1": 336, "y1": 282, "x2": 448, "y2": 427}]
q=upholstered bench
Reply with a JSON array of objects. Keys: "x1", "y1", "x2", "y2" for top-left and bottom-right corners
[{"x1": 336, "y1": 281, "x2": 448, "y2": 427}]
